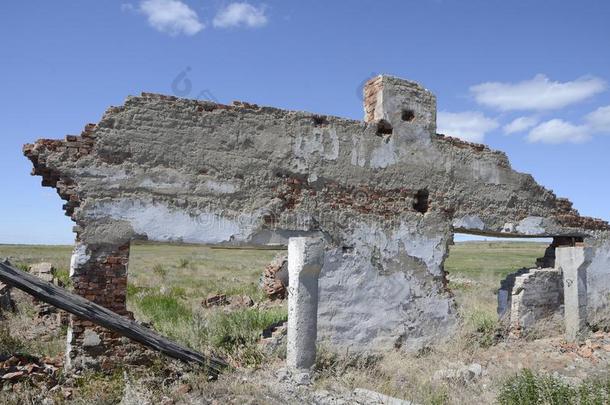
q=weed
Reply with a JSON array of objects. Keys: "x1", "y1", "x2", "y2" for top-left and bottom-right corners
[
  {"x1": 54, "y1": 268, "x2": 72, "y2": 287},
  {"x1": 75, "y1": 370, "x2": 126, "y2": 404},
  {"x1": 136, "y1": 293, "x2": 192, "y2": 326},
  {"x1": 424, "y1": 387, "x2": 450, "y2": 405},
  {"x1": 315, "y1": 346, "x2": 381, "y2": 378},
  {"x1": 16, "y1": 263, "x2": 30, "y2": 272},
  {"x1": 207, "y1": 307, "x2": 287, "y2": 354},
  {"x1": 169, "y1": 286, "x2": 187, "y2": 299},
  {"x1": 0, "y1": 325, "x2": 24, "y2": 354},
  {"x1": 178, "y1": 258, "x2": 190, "y2": 268},
  {"x1": 467, "y1": 309, "x2": 499, "y2": 348},
  {"x1": 497, "y1": 369, "x2": 610, "y2": 405},
  {"x1": 152, "y1": 263, "x2": 167, "y2": 279},
  {"x1": 126, "y1": 283, "x2": 148, "y2": 298}
]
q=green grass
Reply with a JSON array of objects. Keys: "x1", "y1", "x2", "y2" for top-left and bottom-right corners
[
  {"x1": 207, "y1": 307, "x2": 287, "y2": 352},
  {"x1": 137, "y1": 293, "x2": 192, "y2": 324},
  {"x1": 498, "y1": 369, "x2": 610, "y2": 405},
  {"x1": 467, "y1": 309, "x2": 500, "y2": 348},
  {"x1": 445, "y1": 241, "x2": 547, "y2": 278}
]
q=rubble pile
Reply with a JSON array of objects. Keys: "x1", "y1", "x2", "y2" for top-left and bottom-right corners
[
  {"x1": 0, "y1": 354, "x2": 65, "y2": 391},
  {"x1": 261, "y1": 254, "x2": 288, "y2": 300}
]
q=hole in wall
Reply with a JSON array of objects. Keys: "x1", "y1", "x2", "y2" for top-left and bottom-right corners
[
  {"x1": 413, "y1": 189, "x2": 429, "y2": 214},
  {"x1": 312, "y1": 115, "x2": 329, "y2": 126},
  {"x1": 342, "y1": 246, "x2": 354, "y2": 254},
  {"x1": 401, "y1": 109, "x2": 415, "y2": 122},
  {"x1": 376, "y1": 119, "x2": 393, "y2": 136}
]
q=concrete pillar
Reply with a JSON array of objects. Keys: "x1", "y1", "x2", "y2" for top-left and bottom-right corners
[
  {"x1": 286, "y1": 236, "x2": 325, "y2": 370},
  {"x1": 556, "y1": 246, "x2": 587, "y2": 342}
]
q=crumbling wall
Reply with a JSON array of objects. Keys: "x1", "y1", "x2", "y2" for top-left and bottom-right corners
[
  {"x1": 22, "y1": 75, "x2": 610, "y2": 358},
  {"x1": 499, "y1": 268, "x2": 564, "y2": 333},
  {"x1": 583, "y1": 235, "x2": 610, "y2": 327}
]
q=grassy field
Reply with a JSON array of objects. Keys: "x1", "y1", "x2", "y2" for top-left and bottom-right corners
[{"x1": 127, "y1": 242, "x2": 282, "y2": 304}]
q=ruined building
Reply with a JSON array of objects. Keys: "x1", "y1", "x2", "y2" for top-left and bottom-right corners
[{"x1": 23, "y1": 75, "x2": 610, "y2": 366}]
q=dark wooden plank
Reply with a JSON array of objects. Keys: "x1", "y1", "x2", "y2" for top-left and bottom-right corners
[{"x1": 0, "y1": 260, "x2": 227, "y2": 375}]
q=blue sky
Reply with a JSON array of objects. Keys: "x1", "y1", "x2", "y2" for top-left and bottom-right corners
[{"x1": 1, "y1": 0, "x2": 609, "y2": 244}]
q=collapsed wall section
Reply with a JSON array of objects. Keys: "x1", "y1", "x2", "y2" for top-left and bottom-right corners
[{"x1": 499, "y1": 268, "x2": 564, "y2": 334}]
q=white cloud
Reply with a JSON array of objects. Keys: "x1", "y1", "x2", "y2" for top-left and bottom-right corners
[
  {"x1": 139, "y1": 0, "x2": 204, "y2": 36},
  {"x1": 213, "y1": 2, "x2": 268, "y2": 28},
  {"x1": 527, "y1": 119, "x2": 590, "y2": 144},
  {"x1": 470, "y1": 74, "x2": 606, "y2": 111},
  {"x1": 585, "y1": 105, "x2": 610, "y2": 133},
  {"x1": 437, "y1": 111, "x2": 499, "y2": 143},
  {"x1": 503, "y1": 116, "x2": 539, "y2": 134}
]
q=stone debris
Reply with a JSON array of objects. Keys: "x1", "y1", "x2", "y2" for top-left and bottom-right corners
[
  {"x1": 202, "y1": 294, "x2": 228, "y2": 307},
  {"x1": 228, "y1": 295, "x2": 254, "y2": 308},
  {"x1": 259, "y1": 321, "x2": 287, "y2": 356},
  {"x1": 0, "y1": 353, "x2": 63, "y2": 388},
  {"x1": 432, "y1": 362, "x2": 484, "y2": 383},
  {"x1": 261, "y1": 253, "x2": 288, "y2": 300},
  {"x1": 82, "y1": 329, "x2": 103, "y2": 348},
  {"x1": 352, "y1": 388, "x2": 416, "y2": 405},
  {"x1": 29, "y1": 262, "x2": 55, "y2": 283},
  {"x1": 273, "y1": 367, "x2": 312, "y2": 386},
  {"x1": 203, "y1": 294, "x2": 255, "y2": 308},
  {"x1": 556, "y1": 332, "x2": 610, "y2": 362},
  {"x1": 28, "y1": 262, "x2": 69, "y2": 323},
  {"x1": 271, "y1": 367, "x2": 417, "y2": 404},
  {"x1": 292, "y1": 371, "x2": 311, "y2": 386}
]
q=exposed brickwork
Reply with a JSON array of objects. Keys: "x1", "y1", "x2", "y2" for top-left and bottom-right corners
[
  {"x1": 553, "y1": 198, "x2": 610, "y2": 231},
  {"x1": 71, "y1": 245, "x2": 130, "y2": 316},
  {"x1": 68, "y1": 242, "x2": 132, "y2": 369},
  {"x1": 274, "y1": 176, "x2": 441, "y2": 219},
  {"x1": 22, "y1": 123, "x2": 97, "y2": 218},
  {"x1": 364, "y1": 76, "x2": 383, "y2": 122},
  {"x1": 436, "y1": 133, "x2": 489, "y2": 152}
]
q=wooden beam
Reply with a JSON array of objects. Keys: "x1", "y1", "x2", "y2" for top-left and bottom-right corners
[{"x1": 0, "y1": 260, "x2": 227, "y2": 375}]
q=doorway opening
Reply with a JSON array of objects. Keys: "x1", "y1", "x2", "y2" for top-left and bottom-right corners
[{"x1": 444, "y1": 234, "x2": 554, "y2": 342}]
